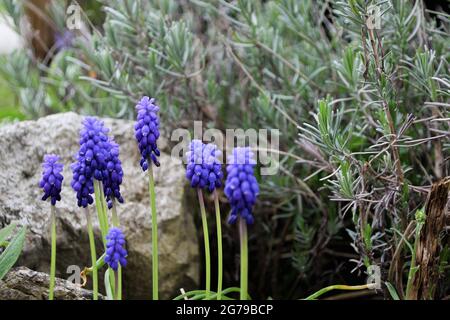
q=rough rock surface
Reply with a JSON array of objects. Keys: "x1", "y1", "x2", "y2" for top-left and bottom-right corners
[
  {"x1": 0, "y1": 267, "x2": 103, "y2": 300},
  {"x1": 0, "y1": 112, "x2": 199, "y2": 299}
]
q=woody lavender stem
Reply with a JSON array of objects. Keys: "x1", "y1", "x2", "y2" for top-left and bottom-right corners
[
  {"x1": 148, "y1": 162, "x2": 159, "y2": 300},
  {"x1": 197, "y1": 188, "x2": 211, "y2": 299}
]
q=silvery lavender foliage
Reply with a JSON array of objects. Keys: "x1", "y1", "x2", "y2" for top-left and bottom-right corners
[
  {"x1": 134, "y1": 96, "x2": 161, "y2": 170},
  {"x1": 185, "y1": 140, "x2": 223, "y2": 192},
  {"x1": 105, "y1": 227, "x2": 128, "y2": 271},
  {"x1": 224, "y1": 148, "x2": 259, "y2": 225},
  {"x1": 103, "y1": 139, "x2": 124, "y2": 209},
  {"x1": 71, "y1": 117, "x2": 110, "y2": 207},
  {"x1": 39, "y1": 154, "x2": 64, "y2": 205}
]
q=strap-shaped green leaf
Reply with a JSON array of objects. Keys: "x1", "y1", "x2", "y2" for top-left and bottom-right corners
[
  {"x1": 0, "y1": 222, "x2": 17, "y2": 243},
  {"x1": 385, "y1": 282, "x2": 400, "y2": 300},
  {"x1": 0, "y1": 225, "x2": 26, "y2": 280},
  {"x1": 104, "y1": 268, "x2": 113, "y2": 300}
]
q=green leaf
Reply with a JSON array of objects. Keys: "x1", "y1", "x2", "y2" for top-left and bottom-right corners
[
  {"x1": 0, "y1": 222, "x2": 17, "y2": 243},
  {"x1": 104, "y1": 268, "x2": 113, "y2": 300},
  {"x1": 385, "y1": 282, "x2": 400, "y2": 300},
  {"x1": 363, "y1": 223, "x2": 372, "y2": 250},
  {"x1": 0, "y1": 226, "x2": 26, "y2": 280}
]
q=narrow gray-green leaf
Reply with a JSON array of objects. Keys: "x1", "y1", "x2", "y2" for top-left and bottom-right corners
[
  {"x1": 0, "y1": 222, "x2": 17, "y2": 243},
  {"x1": 0, "y1": 226, "x2": 26, "y2": 280},
  {"x1": 385, "y1": 282, "x2": 400, "y2": 300},
  {"x1": 104, "y1": 268, "x2": 113, "y2": 300}
]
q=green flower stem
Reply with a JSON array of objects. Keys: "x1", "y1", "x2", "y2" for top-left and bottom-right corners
[
  {"x1": 111, "y1": 200, "x2": 122, "y2": 300},
  {"x1": 117, "y1": 267, "x2": 122, "y2": 300},
  {"x1": 148, "y1": 162, "x2": 159, "y2": 300},
  {"x1": 99, "y1": 182, "x2": 110, "y2": 229},
  {"x1": 239, "y1": 218, "x2": 248, "y2": 300},
  {"x1": 213, "y1": 190, "x2": 223, "y2": 300},
  {"x1": 83, "y1": 253, "x2": 105, "y2": 276},
  {"x1": 304, "y1": 284, "x2": 372, "y2": 300},
  {"x1": 197, "y1": 188, "x2": 211, "y2": 299},
  {"x1": 85, "y1": 207, "x2": 98, "y2": 300},
  {"x1": 111, "y1": 200, "x2": 120, "y2": 227},
  {"x1": 114, "y1": 270, "x2": 119, "y2": 300},
  {"x1": 94, "y1": 181, "x2": 115, "y2": 298},
  {"x1": 93, "y1": 181, "x2": 108, "y2": 245},
  {"x1": 49, "y1": 205, "x2": 57, "y2": 300}
]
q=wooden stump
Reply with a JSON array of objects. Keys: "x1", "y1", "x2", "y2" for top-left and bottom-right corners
[{"x1": 408, "y1": 177, "x2": 449, "y2": 299}]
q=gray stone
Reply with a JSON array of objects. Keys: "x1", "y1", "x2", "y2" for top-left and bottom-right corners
[
  {"x1": 0, "y1": 112, "x2": 199, "y2": 299},
  {"x1": 0, "y1": 267, "x2": 104, "y2": 300}
]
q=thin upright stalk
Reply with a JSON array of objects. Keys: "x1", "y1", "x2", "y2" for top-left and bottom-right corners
[
  {"x1": 239, "y1": 218, "x2": 248, "y2": 300},
  {"x1": 114, "y1": 271, "x2": 119, "y2": 301},
  {"x1": 111, "y1": 200, "x2": 122, "y2": 300},
  {"x1": 49, "y1": 205, "x2": 57, "y2": 300},
  {"x1": 99, "y1": 182, "x2": 110, "y2": 229},
  {"x1": 148, "y1": 163, "x2": 159, "y2": 300},
  {"x1": 197, "y1": 189, "x2": 211, "y2": 299},
  {"x1": 85, "y1": 207, "x2": 98, "y2": 300},
  {"x1": 111, "y1": 200, "x2": 119, "y2": 226},
  {"x1": 94, "y1": 180, "x2": 114, "y2": 298},
  {"x1": 213, "y1": 190, "x2": 223, "y2": 300},
  {"x1": 93, "y1": 181, "x2": 107, "y2": 245}
]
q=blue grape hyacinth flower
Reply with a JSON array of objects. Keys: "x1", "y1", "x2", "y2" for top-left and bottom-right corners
[
  {"x1": 71, "y1": 117, "x2": 111, "y2": 207},
  {"x1": 103, "y1": 139, "x2": 124, "y2": 209},
  {"x1": 224, "y1": 147, "x2": 259, "y2": 225},
  {"x1": 39, "y1": 154, "x2": 64, "y2": 205},
  {"x1": 134, "y1": 96, "x2": 161, "y2": 170},
  {"x1": 105, "y1": 227, "x2": 128, "y2": 271},
  {"x1": 185, "y1": 140, "x2": 223, "y2": 192}
]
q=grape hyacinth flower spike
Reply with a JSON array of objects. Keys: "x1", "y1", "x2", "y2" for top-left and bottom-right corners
[
  {"x1": 135, "y1": 96, "x2": 161, "y2": 170},
  {"x1": 105, "y1": 227, "x2": 127, "y2": 300},
  {"x1": 39, "y1": 154, "x2": 64, "y2": 300},
  {"x1": 134, "y1": 96, "x2": 160, "y2": 300},
  {"x1": 103, "y1": 139, "x2": 124, "y2": 222},
  {"x1": 224, "y1": 147, "x2": 259, "y2": 300},
  {"x1": 102, "y1": 137, "x2": 125, "y2": 299},
  {"x1": 71, "y1": 116, "x2": 112, "y2": 300},
  {"x1": 185, "y1": 140, "x2": 224, "y2": 299}
]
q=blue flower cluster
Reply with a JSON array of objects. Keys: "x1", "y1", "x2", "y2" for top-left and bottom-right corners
[
  {"x1": 105, "y1": 227, "x2": 128, "y2": 271},
  {"x1": 103, "y1": 139, "x2": 124, "y2": 209},
  {"x1": 134, "y1": 96, "x2": 161, "y2": 170},
  {"x1": 185, "y1": 140, "x2": 223, "y2": 192},
  {"x1": 224, "y1": 148, "x2": 259, "y2": 225},
  {"x1": 39, "y1": 154, "x2": 64, "y2": 205},
  {"x1": 71, "y1": 117, "x2": 110, "y2": 207}
]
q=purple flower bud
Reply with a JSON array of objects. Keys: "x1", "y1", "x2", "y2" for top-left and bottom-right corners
[
  {"x1": 39, "y1": 154, "x2": 64, "y2": 205},
  {"x1": 71, "y1": 117, "x2": 110, "y2": 208},
  {"x1": 134, "y1": 96, "x2": 160, "y2": 170},
  {"x1": 102, "y1": 139, "x2": 124, "y2": 209},
  {"x1": 104, "y1": 227, "x2": 128, "y2": 271},
  {"x1": 224, "y1": 148, "x2": 259, "y2": 225},
  {"x1": 185, "y1": 140, "x2": 223, "y2": 192}
]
